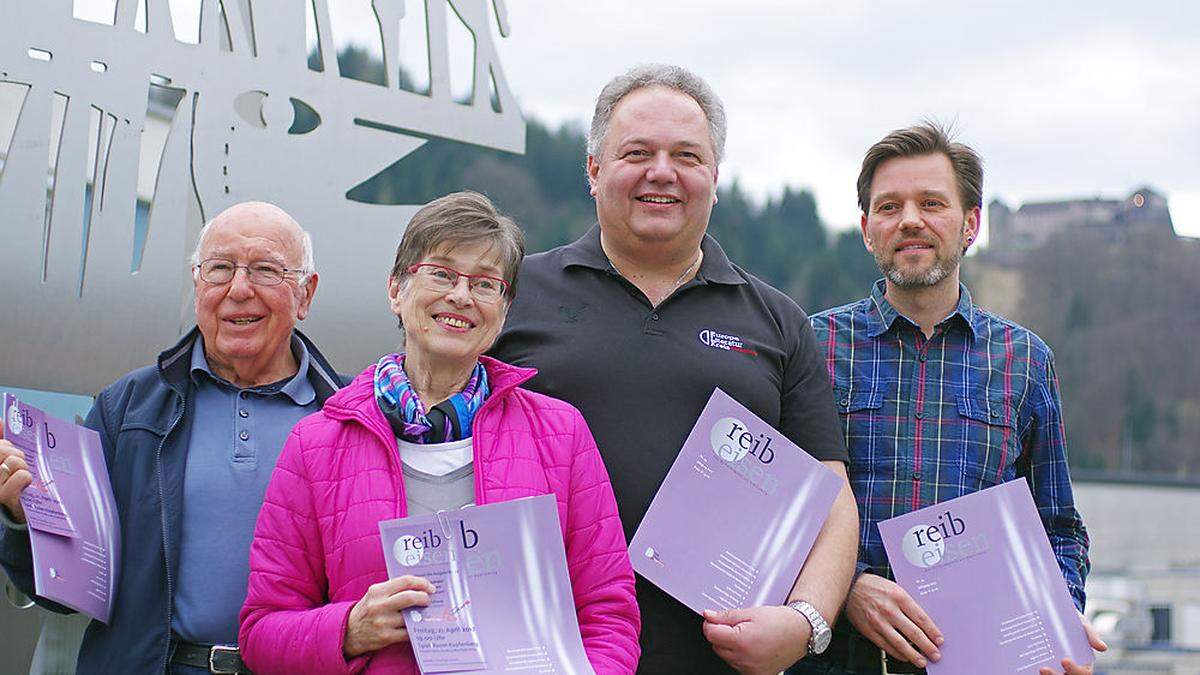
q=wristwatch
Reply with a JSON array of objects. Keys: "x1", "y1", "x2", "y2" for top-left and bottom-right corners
[{"x1": 786, "y1": 600, "x2": 832, "y2": 655}]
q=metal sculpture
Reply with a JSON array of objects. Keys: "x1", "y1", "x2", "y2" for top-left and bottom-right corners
[{"x1": 0, "y1": 0, "x2": 524, "y2": 395}]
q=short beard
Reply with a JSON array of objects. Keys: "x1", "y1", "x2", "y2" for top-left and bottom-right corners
[
  {"x1": 878, "y1": 252, "x2": 959, "y2": 288},
  {"x1": 874, "y1": 228, "x2": 966, "y2": 289}
]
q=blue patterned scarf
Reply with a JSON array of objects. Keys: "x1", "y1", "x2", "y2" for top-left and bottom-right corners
[{"x1": 373, "y1": 353, "x2": 490, "y2": 443}]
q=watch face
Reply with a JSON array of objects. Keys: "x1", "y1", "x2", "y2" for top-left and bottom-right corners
[{"x1": 811, "y1": 626, "x2": 832, "y2": 653}]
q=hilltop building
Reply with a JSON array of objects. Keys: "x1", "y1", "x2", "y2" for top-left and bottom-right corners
[{"x1": 986, "y1": 188, "x2": 1178, "y2": 264}]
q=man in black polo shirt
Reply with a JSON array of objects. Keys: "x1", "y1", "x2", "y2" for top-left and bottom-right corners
[{"x1": 491, "y1": 64, "x2": 859, "y2": 674}]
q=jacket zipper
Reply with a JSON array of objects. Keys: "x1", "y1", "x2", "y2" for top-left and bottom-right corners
[
  {"x1": 466, "y1": 391, "x2": 508, "y2": 508},
  {"x1": 157, "y1": 397, "x2": 185, "y2": 673}
]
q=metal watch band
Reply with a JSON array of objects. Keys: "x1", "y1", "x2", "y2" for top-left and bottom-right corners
[{"x1": 786, "y1": 600, "x2": 832, "y2": 655}]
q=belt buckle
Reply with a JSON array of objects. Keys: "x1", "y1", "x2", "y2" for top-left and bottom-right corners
[
  {"x1": 208, "y1": 644, "x2": 241, "y2": 674},
  {"x1": 881, "y1": 651, "x2": 918, "y2": 675}
]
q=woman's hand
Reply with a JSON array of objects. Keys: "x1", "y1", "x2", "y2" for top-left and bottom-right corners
[{"x1": 343, "y1": 575, "x2": 436, "y2": 659}]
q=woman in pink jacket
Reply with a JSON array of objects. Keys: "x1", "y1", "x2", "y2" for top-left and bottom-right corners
[{"x1": 239, "y1": 192, "x2": 639, "y2": 673}]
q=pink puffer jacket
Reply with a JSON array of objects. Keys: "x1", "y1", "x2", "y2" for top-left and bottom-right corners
[{"x1": 239, "y1": 357, "x2": 640, "y2": 674}]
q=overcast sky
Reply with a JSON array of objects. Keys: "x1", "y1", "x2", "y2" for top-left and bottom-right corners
[
  {"x1": 74, "y1": 1, "x2": 1200, "y2": 238},
  {"x1": 497, "y1": 2, "x2": 1200, "y2": 239}
]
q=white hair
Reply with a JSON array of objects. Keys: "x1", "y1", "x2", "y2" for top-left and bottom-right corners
[{"x1": 189, "y1": 219, "x2": 315, "y2": 284}]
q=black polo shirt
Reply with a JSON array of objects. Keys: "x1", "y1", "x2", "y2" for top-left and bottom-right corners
[{"x1": 491, "y1": 224, "x2": 847, "y2": 674}]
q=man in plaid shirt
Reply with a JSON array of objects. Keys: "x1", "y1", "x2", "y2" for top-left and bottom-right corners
[{"x1": 794, "y1": 123, "x2": 1105, "y2": 675}]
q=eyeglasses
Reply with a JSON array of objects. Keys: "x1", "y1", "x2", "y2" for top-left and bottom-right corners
[
  {"x1": 407, "y1": 263, "x2": 509, "y2": 302},
  {"x1": 195, "y1": 258, "x2": 306, "y2": 286}
]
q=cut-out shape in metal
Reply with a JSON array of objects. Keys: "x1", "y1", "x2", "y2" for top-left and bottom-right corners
[{"x1": 0, "y1": 0, "x2": 524, "y2": 395}]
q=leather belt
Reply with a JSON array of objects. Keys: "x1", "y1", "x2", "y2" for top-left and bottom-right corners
[
  {"x1": 880, "y1": 652, "x2": 927, "y2": 675},
  {"x1": 170, "y1": 640, "x2": 249, "y2": 674}
]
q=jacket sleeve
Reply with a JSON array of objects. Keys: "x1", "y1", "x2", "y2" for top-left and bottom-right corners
[
  {"x1": 562, "y1": 408, "x2": 641, "y2": 673},
  {"x1": 0, "y1": 512, "x2": 80, "y2": 615},
  {"x1": 0, "y1": 513, "x2": 41, "y2": 606},
  {"x1": 239, "y1": 427, "x2": 368, "y2": 675},
  {"x1": 0, "y1": 391, "x2": 119, "y2": 616}
]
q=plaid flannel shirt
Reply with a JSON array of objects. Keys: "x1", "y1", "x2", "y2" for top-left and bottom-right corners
[{"x1": 810, "y1": 280, "x2": 1090, "y2": 610}]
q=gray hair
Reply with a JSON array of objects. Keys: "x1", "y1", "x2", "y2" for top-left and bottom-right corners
[
  {"x1": 390, "y1": 191, "x2": 525, "y2": 302},
  {"x1": 189, "y1": 220, "x2": 315, "y2": 284},
  {"x1": 587, "y1": 64, "x2": 727, "y2": 164}
]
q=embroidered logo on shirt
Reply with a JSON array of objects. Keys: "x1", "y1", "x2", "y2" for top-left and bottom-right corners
[{"x1": 697, "y1": 329, "x2": 758, "y2": 356}]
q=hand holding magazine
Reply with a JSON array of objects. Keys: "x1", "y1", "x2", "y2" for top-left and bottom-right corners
[
  {"x1": 3, "y1": 393, "x2": 120, "y2": 623},
  {"x1": 629, "y1": 388, "x2": 843, "y2": 614},
  {"x1": 378, "y1": 494, "x2": 593, "y2": 674},
  {"x1": 878, "y1": 479, "x2": 1093, "y2": 674}
]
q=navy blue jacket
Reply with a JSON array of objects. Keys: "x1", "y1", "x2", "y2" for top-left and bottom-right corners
[{"x1": 0, "y1": 328, "x2": 344, "y2": 673}]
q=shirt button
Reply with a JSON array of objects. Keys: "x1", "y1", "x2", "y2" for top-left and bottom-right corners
[
  {"x1": 239, "y1": 430, "x2": 249, "y2": 441},
  {"x1": 840, "y1": 397, "x2": 850, "y2": 406},
  {"x1": 915, "y1": 411, "x2": 924, "y2": 419},
  {"x1": 239, "y1": 392, "x2": 249, "y2": 400},
  {"x1": 990, "y1": 410, "x2": 1000, "y2": 418},
  {"x1": 912, "y1": 472, "x2": 921, "y2": 481},
  {"x1": 919, "y1": 353, "x2": 928, "y2": 362},
  {"x1": 650, "y1": 312, "x2": 660, "y2": 321},
  {"x1": 239, "y1": 409, "x2": 249, "y2": 418}
]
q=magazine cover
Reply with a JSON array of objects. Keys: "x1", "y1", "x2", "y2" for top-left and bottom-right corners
[
  {"x1": 3, "y1": 393, "x2": 119, "y2": 622},
  {"x1": 629, "y1": 387, "x2": 843, "y2": 615},
  {"x1": 878, "y1": 479, "x2": 1093, "y2": 673},
  {"x1": 378, "y1": 494, "x2": 592, "y2": 674}
]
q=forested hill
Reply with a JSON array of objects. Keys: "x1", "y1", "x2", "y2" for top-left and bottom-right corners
[
  {"x1": 333, "y1": 49, "x2": 1199, "y2": 478},
  {"x1": 347, "y1": 120, "x2": 880, "y2": 315},
  {"x1": 330, "y1": 45, "x2": 880, "y2": 313}
]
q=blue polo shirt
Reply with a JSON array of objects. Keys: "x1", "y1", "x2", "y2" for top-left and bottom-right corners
[{"x1": 171, "y1": 337, "x2": 320, "y2": 645}]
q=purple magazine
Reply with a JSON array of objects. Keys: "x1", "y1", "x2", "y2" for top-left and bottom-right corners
[
  {"x1": 4, "y1": 394, "x2": 119, "y2": 623},
  {"x1": 378, "y1": 494, "x2": 593, "y2": 674},
  {"x1": 878, "y1": 480, "x2": 1093, "y2": 674},
  {"x1": 629, "y1": 388, "x2": 843, "y2": 615}
]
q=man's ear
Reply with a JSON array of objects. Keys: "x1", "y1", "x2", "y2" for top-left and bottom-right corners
[
  {"x1": 963, "y1": 206, "x2": 981, "y2": 251},
  {"x1": 586, "y1": 155, "x2": 600, "y2": 196},
  {"x1": 860, "y1": 213, "x2": 874, "y2": 253},
  {"x1": 712, "y1": 166, "x2": 719, "y2": 205},
  {"x1": 191, "y1": 266, "x2": 203, "y2": 310},
  {"x1": 296, "y1": 272, "x2": 319, "y2": 321}
]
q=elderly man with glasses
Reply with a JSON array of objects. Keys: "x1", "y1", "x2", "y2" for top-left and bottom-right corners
[{"x1": 0, "y1": 201, "x2": 344, "y2": 674}]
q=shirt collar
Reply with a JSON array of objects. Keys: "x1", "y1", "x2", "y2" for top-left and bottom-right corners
[
  {"x1": 866, "y1": 279, "x2": 979, "y2": 340},
  {"x1": 190, "y1": 334, "x2": 316, "y2": 405},
  {"x1": 560, "y1": 223, "x2": 745, "y2": 286}
]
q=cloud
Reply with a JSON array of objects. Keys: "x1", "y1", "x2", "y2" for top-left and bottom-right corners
[
  {"x1": 64, "y1": 0, "x2": 1200, "y2": 235},
  {"x1": 498, "y1": 1, "x2": 1200, "y2": 233}
]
